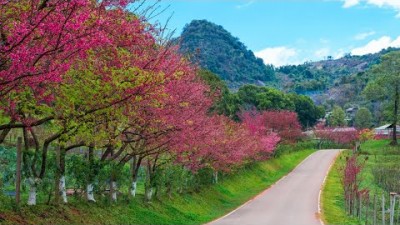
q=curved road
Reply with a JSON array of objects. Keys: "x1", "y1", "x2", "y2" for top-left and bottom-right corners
[{"x1": 210, "y1": 150, "x2": 340, "y2": 225}]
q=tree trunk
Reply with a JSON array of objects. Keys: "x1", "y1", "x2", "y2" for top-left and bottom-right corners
[
  {"x1": 110, "y1": 168, "x2": 117, "y2": 202},
  {"x1": 15, "y1": 137, "x2": 22, "y2": 205},
  {"x1": 59, "y1": 175, "x2": 67, "y2": 203},
  {"x1": 145, "y1": 186, "x2": 153, "y2": 202},
  {"x1": 23, "y1": 129, "x2": 38, "y2": 206},
  {"x1": 130, "y1": 181, "x2": 137, "y2": 197},
  {"x1": 59, "y1": 147, "x2": 67, "y2": 203},
  {"x1": 111, "y1": 181, "x2": 117, "y2": 202},
  {"x1": 87, "y1": 145, "x2": 96, "y2": 202},
  {"x1": 130, "y1": 156, "x2": 142, "y2": 197},
  {"x1": 213, "y1": 171, "x2": 218, "y2": 184},
  {"x1": 391, "y1": 85, "x2": 399, "y2": 145},
  {"x1": 145, "y1": 161, "x2": 153, "y2": 202},
  {"x1": 27, "y1": 177, "x2": 37, "y2": 205},
  {"x1": 86, "y1": 184, "x2": 96, "y2": 202},
  {"x1": 55, "y1": 146, "x2": 60, "y2": 204},
  {"x1": 0, "y1": 125, "x2": 11, "y2": 144}
]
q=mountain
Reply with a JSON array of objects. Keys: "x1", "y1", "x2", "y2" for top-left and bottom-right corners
[
  {"x1": 277, "y1": 48, "x2": 399, "y2": 94},
  {"x1": 177, "y1": 20, "x2": 275, "y2": 88},
  {"x1": 276, "y1": 48, "x2": 400, "y2": 108},
  {"x1": 177, "y1": 19, "x2": 400, "y2": 112}
]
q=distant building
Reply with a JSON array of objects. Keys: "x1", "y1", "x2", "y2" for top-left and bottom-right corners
[
  {"x1": 333, "y1": 127, "x2": 357, "y2": 132},
  {"x1": 324, "y1": 112, "x2": 332, "y2": 119},
  {"x1": 345, "y1": 107, "x2": 359, "y2": 126},
  {"x1": 345, "y1": 107, "x2": 358, "y2": 118},
  {"x1": 374, "y1": 124, "x2": 400, "y2": 136}
]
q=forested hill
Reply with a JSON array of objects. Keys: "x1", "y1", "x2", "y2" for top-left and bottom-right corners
[
  {"x1": 177, "y1": 20, "x2": 400, "y2": 94},
  {"x1": 277, "y1": 47, "x2": 400, "y2": 94},
  {"x1": 177, "y1": 20, "x2": 275, "y2": 88}
]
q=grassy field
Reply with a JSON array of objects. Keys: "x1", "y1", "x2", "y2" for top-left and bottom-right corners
[
  {"x1": 0, "y1": 149, "x2": 315, "y2": 225},
  {"x1": 321, "y1": 139, "x2": 400, "y2": 225}
]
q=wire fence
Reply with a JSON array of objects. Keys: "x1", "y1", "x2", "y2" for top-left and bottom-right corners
[{"x1": 346, "y1": 191, "x2": 400, "y2": 225}]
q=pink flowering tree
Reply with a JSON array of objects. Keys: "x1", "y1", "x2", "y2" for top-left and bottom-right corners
[
  {"x1": 263, "y1": 111, "x2": 303, "y2": 143},
  {"x1": 0, "y1": 0, "x2": 153, "y2": 141},
  {"x1": 315, "y1": 123, "x2": 359, "y2": 148},
  {"x1": 240, "y1": 111, "x2": 281, "y2": 159}
]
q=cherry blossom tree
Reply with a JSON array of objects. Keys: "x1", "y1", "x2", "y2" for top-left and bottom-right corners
[
  {"x1": 315, "y1": 123, "x2": 359, "y2": 145},
  {"x1": 263, "y1": 111, "x2": 303, "y2": 143}
]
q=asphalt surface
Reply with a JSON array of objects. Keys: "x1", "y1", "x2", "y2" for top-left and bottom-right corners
[{"x1": 210, "y1": 150, "x2": 340, "y2": 225}]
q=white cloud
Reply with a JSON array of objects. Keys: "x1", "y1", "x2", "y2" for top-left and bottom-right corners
[
  {"x1": 343, "y1": 0, "x2": 360, "y2": 8},
  {"x1": 351, "y1": 35, "x2": 400, "y2": 55},
  {"x1": 354, "y1": 31, "x2": 376, "y2": 40},
  {"x1": 343, "y1": 0, "x2": 400, "y2": 17},
  {"x1": 235, "y1": 0, "x2": 255, "y2": 9},
  {"x1": 255, "y1": 47, "x2": 299, "y2": 67},
  {"x1": 367, "y1": 0, "x2": 400, "y2": 8},
  {"x1": 333, "y1": 49, "x2": 347, "y2": 59},
  {"x1": 367, "y1": 0, "x2": 400, "y2": 17}
]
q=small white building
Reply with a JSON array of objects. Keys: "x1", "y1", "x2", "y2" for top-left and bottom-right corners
[{"x1": 374, "y1": 124, "x2": 400, "y2": 136}]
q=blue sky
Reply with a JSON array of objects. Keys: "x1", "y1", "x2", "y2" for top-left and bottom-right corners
[{"x1": 149, "y1": 0, "x2": 400, "y2": 66}]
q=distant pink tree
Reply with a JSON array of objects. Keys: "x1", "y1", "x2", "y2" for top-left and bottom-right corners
[
  {"x1": 240, "y1": 111, "x2": 281, "y2": 159},
  {"x1": 315, "y1": 124, "x2": 359, "y2": 145},
  {"x1": 263, "y1": 111, "x2": 303, "y2": 143}
]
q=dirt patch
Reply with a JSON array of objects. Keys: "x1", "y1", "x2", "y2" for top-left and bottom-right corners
[
  {"x1": 315, "y1": 212, "x2": 325, "y2": 225},
  {"x1": 0, "y1": 212, "x2": 30, "y2": 225},
  {"x1": 70, "y1": 207, "x2": 81, "y2": 216}
]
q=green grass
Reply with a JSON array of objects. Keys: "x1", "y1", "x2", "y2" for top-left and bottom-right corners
[
  {"x1": 0, "y1": 149, "x2": 315, "y2": 225},
  {"x1": 359, "y1": 139, "x2": 400, "y2": 191},
  {"x1": 321, "y1": 151, "x2": 360, "y2": 225}
]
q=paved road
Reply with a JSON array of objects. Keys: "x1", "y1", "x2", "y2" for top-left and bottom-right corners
[{"x1": 210, "y1": 150, "x2": 340, "y2": 225}]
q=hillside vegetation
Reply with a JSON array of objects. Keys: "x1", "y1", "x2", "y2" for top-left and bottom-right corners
[
  {"x1": 178, "y1": 20, "x2": 275, "y2": 88},
  {"x1": 277, "y1": 50, "x2": 393, "y2": 93},
  {"x1": 198, "y1": 70, "x2": 325, "y2": 128}
]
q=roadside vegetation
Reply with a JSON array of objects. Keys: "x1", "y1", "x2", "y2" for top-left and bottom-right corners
[
  {"x1": 322, "y1": 139, "x2": 400, "y2": 225},
  {"x1": 0, "y1": 148, "x2": 314, "y2": 225},
  {"x1": 321, "y1": 150, "x2": 360, "y2": 225}
]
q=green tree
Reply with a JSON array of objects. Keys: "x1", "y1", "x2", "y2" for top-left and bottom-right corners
[
  {"x1": 288, "y1": 94, "x2": 325, "y2": 128},
  {"x1": 354, "y1": 107, "x2": 372, "y2": 129},
  {"x1": 198, "y1": 70, "x2": 242, "y2": 120},
  {"x1": 198, "y1": 69, "x2": 229, "y2": 95},
  {"x1": 364, "y1": 52, "x2": 400, "y2": 145},
  {"x1": 237, "y1": 85, "x2": 261, "y2": 108},
  {"x1": 256, "y1": 88, "x2": 294, "y2": 111},
  {"x1": 328, "y1": 105, "x2": 346, "y2": 127},
  {"x1": 237, "y1": 85, "x2": 295, "y2": 111},
  {"x1": 215, "y1": 93, "x2": 242, "y2": 120}
]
